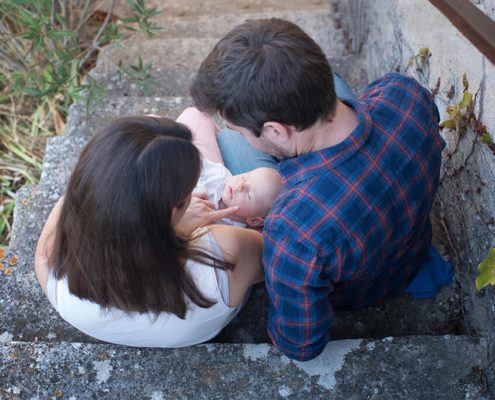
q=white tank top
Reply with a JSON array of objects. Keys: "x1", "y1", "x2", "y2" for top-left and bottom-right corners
[{"x1": 45, "y1": 232, "x2": 242, "y2": 347}]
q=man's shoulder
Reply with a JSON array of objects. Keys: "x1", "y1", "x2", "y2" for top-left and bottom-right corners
[
  {"x1": 365, "y1": 72, "x2": 422, "y2": 91},
  {"x1": 362, "y1": 73, "x2": 436, "y2": 108},
  {"x1": 360, "y1": 72, "x2": 439, "y2": 129}
]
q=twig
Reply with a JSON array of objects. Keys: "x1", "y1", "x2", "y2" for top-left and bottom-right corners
[
  {"x1": 0, "y1": 48, "x2": 28, "y2": 72},
  {"x1": 78, "y1": 0, "x2": 116, "y2": 70},
  {"x1": 58, "y1": 0, "x2": 68, "y2": 46},
  {"x1": 437, "y1": 200, "x2": 461, "y2": 272},
  {"x1": 75, "y1": 0, "x2": 94, "y2": 32},
  {"x1": 48, "y1": 0, "x2": 58, "y2": 53},
  {"x1": 50, "y1": 0, "x2": 56, "y2": 26},
  {"x1": 0, "y1": 21, "x2": 27, "y2": 59}
]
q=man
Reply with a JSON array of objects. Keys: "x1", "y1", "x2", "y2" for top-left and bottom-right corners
[{"x1": 190, "y1": 18, "x2": 449, "y2": 361}]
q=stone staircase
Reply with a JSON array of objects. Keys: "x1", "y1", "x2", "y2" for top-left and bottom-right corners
[{"x1": 1, "y1": 1, "x2": 491, "y2": 398}]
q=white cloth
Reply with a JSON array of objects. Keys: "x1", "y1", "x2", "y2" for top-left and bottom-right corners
[
  {"x1": 45, "y1": 232, "x2": 242, "y2": 348},
  {"x1": 194, "y1": 158, "x2": 245, "y2": 227}
]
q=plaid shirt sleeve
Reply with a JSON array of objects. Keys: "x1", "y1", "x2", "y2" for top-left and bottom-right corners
[{"x1": 263, "y1": 228, "x2": 336, "y2": 361}]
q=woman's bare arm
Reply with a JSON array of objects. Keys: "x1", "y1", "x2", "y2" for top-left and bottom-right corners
[
  {"x1": 35, "y1": 197, "x2": 64, "y2": 296},
  {"x1": 209, "y1": 224, "x2": 264, "y2": 307}
]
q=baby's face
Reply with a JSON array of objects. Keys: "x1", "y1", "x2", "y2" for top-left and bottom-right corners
[{"x1": 221, "y1": 168, "x2": 282, "y2": 222}]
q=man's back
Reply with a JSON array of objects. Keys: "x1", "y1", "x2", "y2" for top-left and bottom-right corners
[{"x1": 263, "y1": 73, "x2": 445, "y2": 361}]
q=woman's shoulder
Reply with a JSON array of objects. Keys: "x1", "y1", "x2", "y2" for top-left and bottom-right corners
[{"x1": 207, "y1": 225, "x2": 262, "y2": 264}]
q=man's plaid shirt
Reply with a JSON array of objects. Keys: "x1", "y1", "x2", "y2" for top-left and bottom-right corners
[{"x1": 263, "y1": 73, "x2": 445, "y2": 361}]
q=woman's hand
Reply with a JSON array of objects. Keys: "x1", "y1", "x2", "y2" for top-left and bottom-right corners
[{"x1": 176, "y1": 192, "x2": 239, "y2": 236}]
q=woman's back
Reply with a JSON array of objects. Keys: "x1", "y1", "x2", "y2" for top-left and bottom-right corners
[{"x1": 44, "y1": 231, "x2": 244, "y2": 347}]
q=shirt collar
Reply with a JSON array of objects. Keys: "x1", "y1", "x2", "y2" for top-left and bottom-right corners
[{"x1": 278, "y1": 99, "x2": 372, "y2": 186}]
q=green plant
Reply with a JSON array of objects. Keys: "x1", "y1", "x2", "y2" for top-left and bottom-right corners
[
  {"x1": 439, "y1": 73, "x2": 493, "y2": 154},
  {"x1": 0, "y1": 0, "x2": 162, "y2": 247},
  {"x1": 0, "y1": 101, "x2": 44, "y2": 247},
  {"x1": 122, "y1": 0, "x2": 162, "y2": 37},
  {"x1": 117, "y1": 56, "x2": 154, "y2": 95},
  {"x1": 476, "y1": 248, "x2": 495, "y2": 291},
  {"x1": 407, "y1": 47, "x2": 431, "y2": 86}
]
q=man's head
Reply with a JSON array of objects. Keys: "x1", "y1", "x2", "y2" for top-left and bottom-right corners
[
  {"x1": 220, "y1": 167, "x2": 282, "y2": 227},
  {"x1": 191, "y1": 18, "x2": 337, "y2": 138}
]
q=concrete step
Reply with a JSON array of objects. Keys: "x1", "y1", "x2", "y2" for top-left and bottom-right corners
[
  {"x1": 89, "y1": 10, "x2": 369, "y2": 98},
  {"x1": 90, "y1": 51, "x2": 366, "y2": 99},
  {"x1": 215, "y1": 281, "x2": 465, "y2": 344},
  {"x1": 123, "y1": 8, "x2": 336, "y2": 40},
  {"x1": 65, "y1": 96, "x2": 192, "y2": 138},
  {"x1": 3, "y1": 178, "x2": 465, "y2": 345},
  {"x1": 38, "y1": 136, "x2": 88, "y2": 191},
  {"x1": 108, "y1": 0, "x2": 329, "y2": 20},
  {"x1": 0, "y1": 336, "x2": 489, "y2": 399},
  {"x1": 94, "y1": 9, "x2": 348, "y2": 69}
]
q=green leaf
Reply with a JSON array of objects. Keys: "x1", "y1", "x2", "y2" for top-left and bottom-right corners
[
  {"x1": 21, "y1": 87, "x2": 43, "y2": 97},
  {"x1": 122, "y1": 17, "x2": 139, "y2": 23},
  {"x1": 462, "y1": 73, "x2": 469, "y2": 91},
  {"x1": 47, "y1": 30, "x2": 77, "y2": 39},
  {"x1": 476, "y1": 248, "x2": 495, "y2": 291},
  {"x1": 458, "y1": 91, "x2": 473, "y2": 110},
  {"x1": 30, "y1": 100, "x2": 46, "y2": 136},
  {"x1": 480, "y1": 132, "x2": 493, "y2": 144},
  {"x1": 32, "y1": 34, "x2": 44, "y2": 51},
  {"x1": 439, "y1": 119, "x2": 456, "y2": 130},
  {"x1": 418, "y1": 47, "x2": 430, "y2": 58}
]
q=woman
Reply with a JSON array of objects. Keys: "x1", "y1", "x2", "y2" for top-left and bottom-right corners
[{"x1": 35, "y1": 116, "x2": 263, "y2": 347}]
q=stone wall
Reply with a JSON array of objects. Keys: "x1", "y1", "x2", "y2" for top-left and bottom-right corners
[{"x1": 333, "y1": 0, "x2": 495, "y2": 393}]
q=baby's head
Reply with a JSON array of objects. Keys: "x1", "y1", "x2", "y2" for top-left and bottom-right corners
[{"x1": 221, "y1": 167, "x2": 282, "y2": 227}]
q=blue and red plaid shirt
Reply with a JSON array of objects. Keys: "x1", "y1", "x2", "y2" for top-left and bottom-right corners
[{"x1": 263, "y1": 73, "x2": 445, "y2": 361}]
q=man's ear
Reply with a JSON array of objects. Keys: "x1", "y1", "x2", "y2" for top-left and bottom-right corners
[
  {"x1": 246, "y1": 216, "x2": 265, "y2": 227},
  {"x1": 262, "y1": 122, "x2": 291, "y2": 143}
]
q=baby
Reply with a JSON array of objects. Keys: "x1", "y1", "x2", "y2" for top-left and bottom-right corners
[{"x1": 177, "y1": 108, "x2": 282, "y2": 227}]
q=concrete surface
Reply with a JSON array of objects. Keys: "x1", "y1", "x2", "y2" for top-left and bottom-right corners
[{"x1": 0, "y1": 336, "x2": 489, "y2": 400}]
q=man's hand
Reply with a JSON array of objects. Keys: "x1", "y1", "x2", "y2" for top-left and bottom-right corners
[{"x1": 176, "y1": 192, "x2": 239, "y2": 236}]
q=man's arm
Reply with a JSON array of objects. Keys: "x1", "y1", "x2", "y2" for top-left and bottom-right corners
[{"x1": 263, "y1": 230, "x2": 334, "y2": 361}]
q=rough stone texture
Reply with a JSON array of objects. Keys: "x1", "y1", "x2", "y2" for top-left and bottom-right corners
[
  {"x1": 104, "y1": 0, "x2": 328, "y2": 19},
  {"x1": 334, "y1": 0, "x2": 495, "y2": 394},
  {"x1": 0, "y1": 336, "x2": 489, "y2": 400},
  {"x1": 89, "y1": 9, "x2": 368, "y2": 98},
  {"x1": 65, "y1": 96, "x2": 192, "y2": 138},
  {"x1": 122, "y1": 9, "x2": 336, "y2": 39}
]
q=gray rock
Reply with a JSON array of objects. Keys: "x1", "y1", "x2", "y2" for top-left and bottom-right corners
[
  {"x1": 0, "y1": 336, "x2": 489, "y2": 400},
  {"x1": 65, "y1": 96, "x2": 192, "y2": 138},
  {"x1": 107, "y1": 0, "x2": 328, "y2": 19},
  {"x1": 87, "y1": 10, "x2": 365, "y2": 98}
]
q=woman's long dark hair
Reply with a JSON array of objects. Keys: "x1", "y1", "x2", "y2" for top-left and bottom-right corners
[{"x1": 50, "y1": 116, "x2": 231, "y2": 318}]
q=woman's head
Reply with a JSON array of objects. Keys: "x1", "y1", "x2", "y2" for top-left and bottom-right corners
[
  {"x1": 71, "y1": 116, "x2": 200, "y2": 237},
  {"x1": 52, "y1": 116, "x2": 220, "y2": 318}
]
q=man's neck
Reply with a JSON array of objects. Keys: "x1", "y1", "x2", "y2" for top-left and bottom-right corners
[{"x1": 295, "y1": 100, "x2": 359, "y2": 155}]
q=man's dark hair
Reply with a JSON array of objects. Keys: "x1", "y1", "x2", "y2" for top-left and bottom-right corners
[
  {"x1": 51, "y1": 116, "x2": 231, "y2": 319},
  {"x1": 191, "y1": 18, "x2": 337, "y2": 137}
]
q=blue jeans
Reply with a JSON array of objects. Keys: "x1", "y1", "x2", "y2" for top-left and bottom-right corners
[{"x1": 217, "y1": 73, "x2": 357, "y2": 175}]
